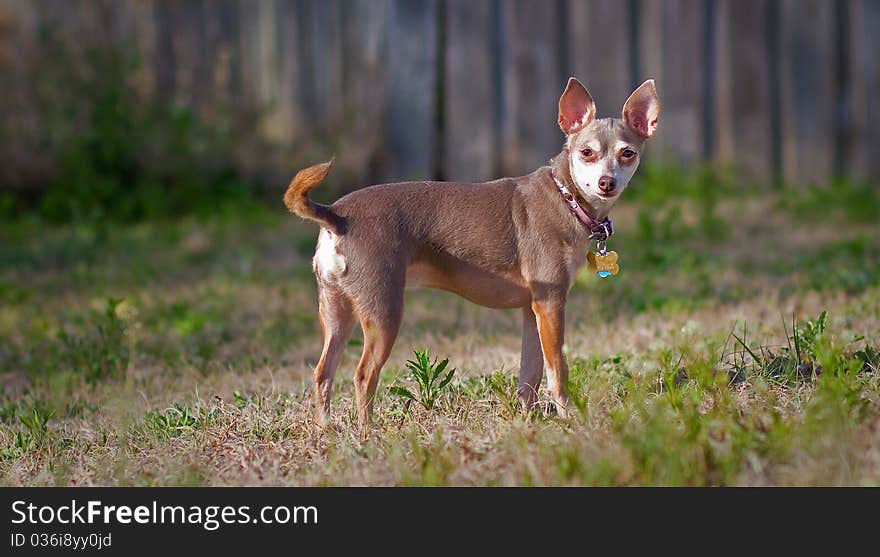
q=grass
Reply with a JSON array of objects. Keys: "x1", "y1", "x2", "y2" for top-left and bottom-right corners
[{"x1": 0, "y1": 177, "x2": 879, "y2": 486}]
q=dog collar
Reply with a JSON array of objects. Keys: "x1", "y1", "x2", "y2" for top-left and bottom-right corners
[{"x1": 549, "y1": 169, "x2": 613, "y2": 242}]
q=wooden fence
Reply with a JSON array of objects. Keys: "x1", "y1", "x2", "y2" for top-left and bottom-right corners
[{"x1": 1, "y1": 0, "x2": 878, "y2": 187}]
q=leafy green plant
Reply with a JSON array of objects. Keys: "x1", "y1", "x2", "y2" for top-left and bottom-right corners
[
  {"x1": 732, "y1": 311, "x2": 829, "y2": 383},
  {"x1": 233, "y1": 390, "x2": 250, "y2": 410},
  {"x1": 855, "y1": 344, "x2": 880, "y2": 373},
  {"x1": 169, "y1": 302, "x2": 208, "y2": 337},
  {"x1": 0, "y1": 432, "x2": 30, "y2": 461},
  {"x1": 791, "y1": 310, "x2": 827, "y2": 364},
  {"x1": 485, "y1": 371, "x2": 520, "y2": 418},
  {"x1": 0, "y1": 402, "x2": 55, "y2": 459},
  {"x1": 779, "y1": 177, "x2": 880, "y2": 224},
  {"x1": 19, "y1": 406, "x2": 54, "y2": 441},
  {"x1": 608, "y1": 345, "x2": 794, "y2": 486},
  {"x1": 55, "y1": 298, "x2": 134, "y2": 382},
  {"x1": 144, "y1": 404, "x2": 211, "y2": 439},
  {"x1": 389, "y1": 349, "x2": 456, "y2": 411},
  {"x1": 0, "y1": 398, "x2": 18, "y2": 424}
]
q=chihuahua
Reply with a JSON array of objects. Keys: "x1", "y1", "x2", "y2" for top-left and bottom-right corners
[{"x1": 284, "y1": 78, "x2": 660, "y2": 431}]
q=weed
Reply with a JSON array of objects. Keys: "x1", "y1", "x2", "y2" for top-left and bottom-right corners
[
  {"x1": 610, "y1": 347, "x2": 788, "y2": 485},
  {"x1": 19, "y1": 406, "x2": 54, "y2": 442},
  {"x1": 389, "y1": 350, "x2": 456, "y2": 412},
  {"x1": 779, "y1": 177, "x2": 880, "y2": 224},
  {"x1": 0, "y1": 432, "x2": 30, "y2": 461},
  {"x1": 64, "y1": 400, "x2": 98, "y2": 419},
  {"x1": 144, "y1": 404, "x2": 214, "y2": 439},
  {"x1": 484, "y1": 371, "x2": 519, "y2": 418},
  {"x1": 0, "y1": 398, "x2": 18, "y2": 424},
  {"x1": 400, "y1": 430, "x2": 455, "y2": 486},
  {"x1": 169, "y1": 302, "x2": 208, "y2": 337},
  {"x1": 233, "y1": 391, "x2": 250, "y2": 410},
  {"x1": 2, "y1": 404, "x2": 55, "y2": 460},
  {"x1": 628, "y1": 161, "x2": 733, "y2": 242},
  {"x1": 855, "y1": 345, "x2": 880, "y2": 374},
  {"x1": 732, "y1": 311, "x2": 830, "y2": 383},
  {"x1": 54, "y1": 298, "x2": 134, "y2": 382},
  {"x1": 791, "y1": 310, "x2": 828, "y2": 364}
]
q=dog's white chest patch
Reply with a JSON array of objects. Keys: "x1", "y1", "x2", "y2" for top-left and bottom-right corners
[{"x1": 313, "y1": 228, "x2": 347, "y2": 281}]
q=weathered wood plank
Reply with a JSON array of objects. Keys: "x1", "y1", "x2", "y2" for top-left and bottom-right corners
[
  {"x1": 444, "y1": 0, "x2": 494, "y2": 181},
  {"x1": 276, "y1": 0, "x2": 309, "y2": 143},
  {"x1": 3, "y1": 0, "x2": 876, "y2": 188},
  {"x1": 339, "y1": 0, "x2": 389, "y2": 186},
  {"x1": 663, "y1": 0, "x2": 703, "y2": 163},
  {"x1": 200, "y1": 0, "x2": 238, "y2": 113},
  {"x1": 309, "y1": 0, "x2": 344, "y2": 133},
  {"x1": 848, "y1": 0, "x2": 880, "y2": 182},
  {"x1": 119, "y1": 0, "x2": 158, "y2": 98},
  {"x1": 780, "y1": 0, "x2": 834, "y2": 186},
  {"x1": 500, "y1": 0, "x2": 561, "y2": 176},
  {"x1": 637, "y1": 0, "x2": 703, "y2": 164},
  {"x1": 567, "y1": 0, "x2": 631, "y2": 121},
  {"x1": 719, "y1": 0, "x2": 775, "y2": 184},
  {"x1": 0, "y1": 0, "x2": 41, "y2": 188},
  {"x1": 636, "y1": 0, "x2": 665, "y2": 161},
  {"x1": 167, "y1": 0, "x2": 204, "y2": 108},
  {"x1": 712, "y1": 0, "x2": 735, "y2": 166},
  {"x1": 383, "y1": 0, "x2": 438, "y2": 181},
  {"x1": 238, "y1": 0, "x2": 302, "y2": 144},
  {"x1": 152, "y1": 0, "x2": 177, "y2": 103}
]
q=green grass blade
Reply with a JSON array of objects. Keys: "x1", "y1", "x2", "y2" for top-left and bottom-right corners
[
  {"x1": 732, "y1": 332, "x2": 762, "y2": 365},
  {"x1": 438, "y1": 367, "x2": 455, "y2": 391},
  {"x1": 389, "y1": 386, "x2": 416, "y2": 401}
]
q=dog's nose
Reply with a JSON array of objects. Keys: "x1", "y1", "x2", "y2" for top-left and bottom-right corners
[{"x1": 598, "y1": 175, "x2": 616, "y2": 193}]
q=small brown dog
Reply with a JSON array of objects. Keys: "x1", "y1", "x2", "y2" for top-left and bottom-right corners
[{"x1": 285, "y1": 78, "x2": 660, "y2": 431}]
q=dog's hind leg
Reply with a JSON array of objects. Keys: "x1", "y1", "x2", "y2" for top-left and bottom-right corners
[
  {"x1": 517, "y1": 306, "x2": 544, "y2": 411},
  {"x1": 352, "y1": 286, "x2": 404, "y2": 434},
  {"x1": 313, "y1": 286, "x2": 355, "y2": 427}
]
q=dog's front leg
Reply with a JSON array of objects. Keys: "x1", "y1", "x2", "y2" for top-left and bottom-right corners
[
  {"x1": 517, "y1": 306, "x2": 544, "y2": 411},
  {"x1": 530, "y1": 296, "x2": 571, "y2": 418}
]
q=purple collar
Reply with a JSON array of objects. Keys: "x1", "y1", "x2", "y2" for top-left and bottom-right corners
[{"x1": 550, "y1": 169, "x2": 614, "y2": 242}]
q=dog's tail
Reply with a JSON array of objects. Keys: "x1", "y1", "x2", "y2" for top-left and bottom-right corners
[{"x1": 283, "y1": 159, "x2": 345, "y2": 234}]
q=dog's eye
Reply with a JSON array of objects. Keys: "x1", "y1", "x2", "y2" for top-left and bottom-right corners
[
  {"x1": 621, "y1": 148, "x2": 637, "y2": 159},
  {"x1": 580, "y1": 148, "x2": 593, "y2": 158}
]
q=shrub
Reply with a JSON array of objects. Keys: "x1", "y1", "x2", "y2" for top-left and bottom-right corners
[{"x1": 5, "y1": 31, "x2": 261, "y2": 224}]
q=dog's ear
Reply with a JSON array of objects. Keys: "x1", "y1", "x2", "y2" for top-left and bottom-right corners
[
  {"x1": 622, "y1": 79, "x2": 660, "y2": 138},
  {"x1": 558, "y1": 77, "x2": 596, "y2": 135}
]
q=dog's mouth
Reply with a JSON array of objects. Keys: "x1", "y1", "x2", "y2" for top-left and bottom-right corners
[{"x1": 596, "y1": 190, "x2": 618, "y2": 199}]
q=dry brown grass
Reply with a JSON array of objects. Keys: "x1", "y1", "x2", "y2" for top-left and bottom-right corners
[{"x1": 1, "y1": 193, "x2": 879, "y2": 486}]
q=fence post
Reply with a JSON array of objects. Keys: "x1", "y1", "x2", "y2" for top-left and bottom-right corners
[
  {"x1": 779, "y1": 0, "x2": 835, "y2": 187},
  {"x1": 848, "y1": 0, "x2": 880, "y2": 183},
  {"x1": 567, "y1": 0, "x2": 632, "y2": 122},
  {"x1": 383, "y1": 0, "x2": 439, "y2": 182},
  {"x1": 716, "y1": 0, "x2": 776, "y2": 185},
  {"x1": 444, "y1": 0, "x2": 494, "y2": 182},
  {"x1": 500, "y1": 0, "x2": 561, "y2": 177}
]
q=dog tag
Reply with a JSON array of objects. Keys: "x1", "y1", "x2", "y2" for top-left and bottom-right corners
[{"x1": 587, "y1": 249, "x2": 619, "y2": 278}]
